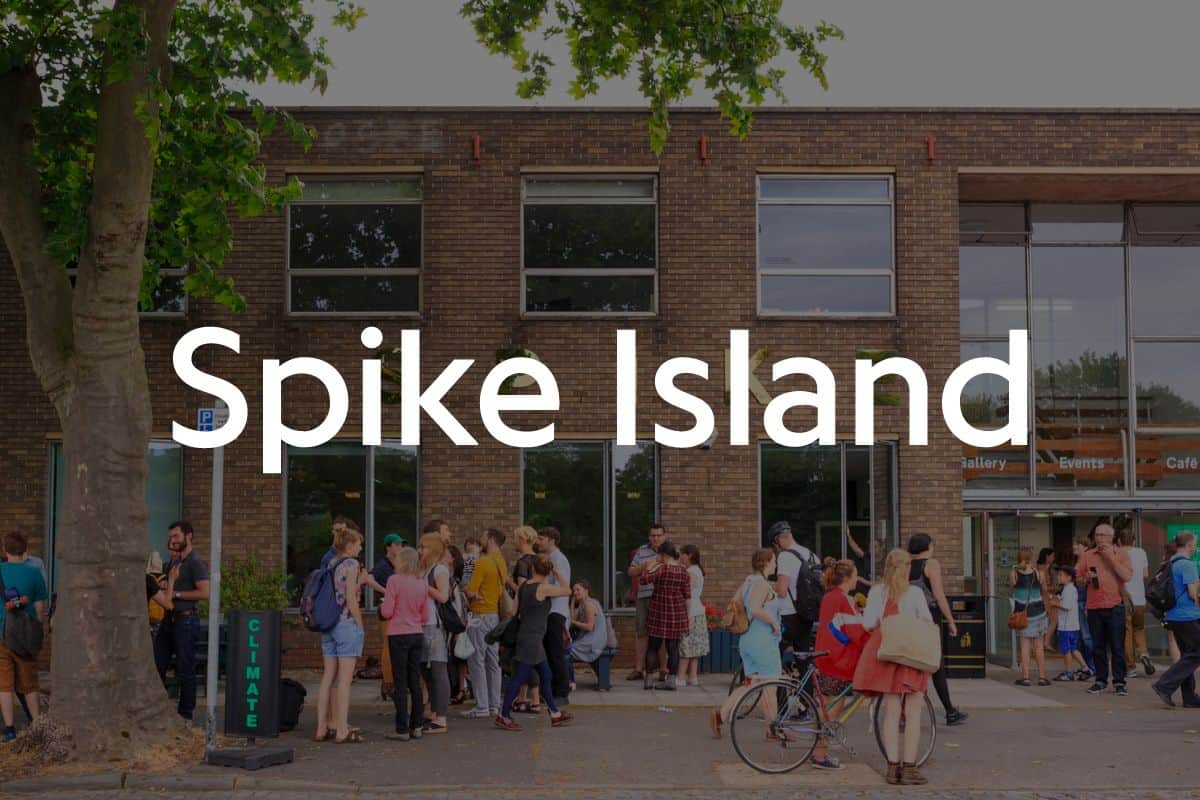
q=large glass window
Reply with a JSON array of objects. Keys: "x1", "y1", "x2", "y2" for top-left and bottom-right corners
[
  {"x1": 958, "y1": 202, "x2": 1200, "y2": 496},
  {"x1": 522, "y1": 177, "x2": 657, "y2": 314},
  {"x1": 760, "y1": 442, "x2": 897, "y2": 581},
  {"x1": 48, "y1": 440, "x2": 182, "y2": 592},
  {"x1": 521, "y1": 441, "x2": 658, "y2": 609},
  {"x1": 287, "y1": 175, "x2": 422, "y2": 314},
  {"x1": 758, "y1": 176, "x2": 894, "y2": 316},
  {"x1": 284, "y1": 442, "x2": 418, "y2": 603}
]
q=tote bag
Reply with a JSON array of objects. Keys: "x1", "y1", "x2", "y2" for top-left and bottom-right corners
[{"x1": 877, "y1": 607, "x2": 942, "y2": 673}]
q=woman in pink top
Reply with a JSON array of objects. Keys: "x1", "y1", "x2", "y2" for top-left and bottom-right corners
[{"x1": 380, "y1": 547, "x2": 429, "y2": 741}]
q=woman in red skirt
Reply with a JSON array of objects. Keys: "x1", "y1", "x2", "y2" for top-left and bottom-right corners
[
  {"x1": 852, "y1": 548, "x2": 933, "y2": 786},
  {"x1": 640, "y1": 541, "x2": 691, "y2": 690}
]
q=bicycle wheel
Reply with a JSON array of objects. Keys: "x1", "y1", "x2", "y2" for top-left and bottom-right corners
[
  {"x1": 729, "y1": 680, "x2": 820, "y2": 774},
  {"x1": 871, "y1": 693, "x2": 937, "y2": 767}
]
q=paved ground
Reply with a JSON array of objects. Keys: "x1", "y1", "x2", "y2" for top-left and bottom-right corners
[{"x1": 7, "y1": 666, "x2": 1200, "y2": 798}]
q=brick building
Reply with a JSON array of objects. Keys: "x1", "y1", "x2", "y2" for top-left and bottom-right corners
[{"x1": 3, "y1": 108, "x2": 1199, "y2": 668}]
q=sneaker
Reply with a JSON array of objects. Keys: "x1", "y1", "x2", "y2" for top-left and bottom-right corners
[
  {"x1": 1053, "y1": 671, "x2": 1075, "y2": 682},
  {"x1": 1078, "y1": 669, "x2": 1095, "y2": 682},
  {"x1": 385, "y1": 731, "x2": 410, "y2": 741},
  {"x1": 494, "y1": 716, "x2": 523, "y2": 732},
  {"x1": 1152, "y1": 683, "x2": 1177, "y2": 708},
  {"x1": 421, "y1": 721, "x2": 447, "y2": 734},
  {"x1": 1115, "y1": 684, "x2": 1128, "y2": 697},
  {"x1": 409, "y1": 727, "x2": 423, "y2": 740},
  {"x1": 550, "y1": 711, "x2": 574, "y2": 727},
  {"x1": 461, "y1": 707, "x2": 492, "y2": 719},
  {"x1": 811, "y1": 755, "x2": 844, "y2": 770},
  {"x1": 1141, "y1": 654, "x2": 1156, "y2": 676},
  {"x1": 1086, "y1": 682, "x2": 1106, "y2": 694},
  {"x1": 945, "y1": 709, "x2": 969, "y2": 726},
  {"x1": 1127, "y1": 668, "x2": 1139, "y2": 678},
  {"x1": 1, "y1": 727, "x2": 14, "y2": 742}
]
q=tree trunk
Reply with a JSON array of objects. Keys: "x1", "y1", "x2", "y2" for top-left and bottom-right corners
[{"x1": 50, "y1": 335, "x2": 186, "y2": 757}]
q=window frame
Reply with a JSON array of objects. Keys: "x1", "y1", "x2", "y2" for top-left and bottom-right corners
[
  {"x1": 520, "y1": 174, "x2": 659, "y2": 318},
  {"x1": 519, "y1": 439, "x2": 660, "y2": 612},
  {"x1": 280, "y1": 440, "x2": 420, "y2": 609},
  {"x1": 285, "y1": 173, "x2": 424, "y2": 318},
  {"x1": 756, "y1": 174, "x2": 896, "y2": 318}
]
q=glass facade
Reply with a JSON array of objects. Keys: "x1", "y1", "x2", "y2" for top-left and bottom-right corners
[
  {"x1": 47, "y1": 440, "x2": 182, "y2": 592},
  {"x1": 284, "y1": 442, "x2": 419, "y2": 604},
  {"x1": 522, "y1": 440, "x2": 658, "y2": 609},
  {"x1": 960, "y1": 202, "x2": 1200, "y2": 496},
  {"x1": 759, "y1": 442, "x2": 896, "y2": 581}
]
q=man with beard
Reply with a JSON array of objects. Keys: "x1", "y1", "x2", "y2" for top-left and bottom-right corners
[{"x1": 152, "y1": 520, "x2": 210, "y2": 721}]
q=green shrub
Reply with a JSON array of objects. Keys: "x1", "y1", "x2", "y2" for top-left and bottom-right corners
[{"x1": 198, "y1": 556, "x2": 290, "y2": 618}]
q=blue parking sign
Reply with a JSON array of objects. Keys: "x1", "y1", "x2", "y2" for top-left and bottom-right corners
[{"x1": 198, "y1": 408, "x2": 215, "y2": 432}]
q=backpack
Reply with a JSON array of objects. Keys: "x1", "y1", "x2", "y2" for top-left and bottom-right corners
[
  {"x1": 300, "y1": 557, "x2": 349, "y2": 633},
  {"x1": 1146, "y1": 556, "x2": 1181, "y2": 619},
  {"x1": 0, "y1": 567, "x2": 44, "y2": 660},
  {"x1": 278, "y1": 677, "x2": 307, "y2": 732},
  {"x1": 783, "y1": 547, "x2": 823, "y2": 622},
  {"x1": 427, "y1": 567, "x2": 466, "y2": 635},
  {"x1": 720, "y1": 582, "x2": 750, "y2": 634}
]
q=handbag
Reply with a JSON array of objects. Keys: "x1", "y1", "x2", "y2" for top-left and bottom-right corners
[
  {"x1": 1008, "y1": 571, "x2": 1033, "y2": 631},
  {"x1": 876, "y1": 599, "x2": 942, "y2": 673},
  {"x1": 427, "y1": 568, "x2": 466, "y2": 635},
  {"x1": 453, "y1": 628, "x2": 475, "y2": 660}
]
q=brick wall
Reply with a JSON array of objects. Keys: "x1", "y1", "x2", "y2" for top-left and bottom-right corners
[{"x1": 4, "y1": 108, "x2": 1200, "y2": 669}]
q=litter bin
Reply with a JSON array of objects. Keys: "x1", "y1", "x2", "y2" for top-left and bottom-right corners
[{"x1": 944, "y1": 594, "x2": 986, "y2": 678}]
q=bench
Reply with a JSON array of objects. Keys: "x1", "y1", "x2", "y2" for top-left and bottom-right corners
[{"x1": 573, "y1": 646, "x2": 619, "y2": 691}]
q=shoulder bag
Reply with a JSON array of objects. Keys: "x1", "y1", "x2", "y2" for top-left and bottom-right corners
[
  {"x1": 1008, "y1": 571, "x2": 1031, "y2": 631},
  {"x1": 876, "y1": 591, "x2": 942, "y2": 673},
  {"x1": 721, "y1": 580, "x2": 750, "y2": 634}
]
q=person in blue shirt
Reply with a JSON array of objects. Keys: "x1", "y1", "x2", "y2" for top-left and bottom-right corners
[
  {"x1": 1152, "y1": 531, "x2": 1200, "y2": 708},
  {"x1": 0, "y1": 530, "x2": 48, "y2": 741}
]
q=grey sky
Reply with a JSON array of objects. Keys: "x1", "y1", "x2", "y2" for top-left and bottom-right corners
[{"x1": 254, "y1": 0, "x2": 1200, "y2": 108}]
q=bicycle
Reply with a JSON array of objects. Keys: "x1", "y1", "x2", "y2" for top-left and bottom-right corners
[{"x1": 727, "y1": 651, "x2": 936, "y2": 774}]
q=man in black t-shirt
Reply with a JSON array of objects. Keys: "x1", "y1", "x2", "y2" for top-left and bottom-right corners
[{"x1": 152, "y1": 520, "x2": 210, "y2": 721}]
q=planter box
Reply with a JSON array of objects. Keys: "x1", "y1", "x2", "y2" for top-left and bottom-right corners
[{"x1": 700, "y1": 629, "x2": 741, "y2": 673}]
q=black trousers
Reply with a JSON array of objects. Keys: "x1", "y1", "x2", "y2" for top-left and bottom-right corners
[
  {"x1": 780, "y1": 614, "x2": 813, "y2": 653},
  {"x1": 387, "y1": 633, "x2": 424, "y2": 733},
  {"x1": 543, "y1": 612, "x2": 571, "y2": 698},
  {"x1": 153, "y1": 614, "x2": 199, "y2": 720},
  {"x1": 646, "y1": 636, "x2": 680, "y2": 676},
  {"x1": 1155, "y1": 619, "x2": 1200, "y2": 702},
  {"x1": 1087, "y1": 604, "x2": 1127, "y2": 686},
  {"x1": 929, "y1": 608, "x2": 956, "y2": 713}
]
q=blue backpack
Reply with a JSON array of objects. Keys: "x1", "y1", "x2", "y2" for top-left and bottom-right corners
[{"x1": 300, "y1": 557, "x2": 349, "y2": 633}]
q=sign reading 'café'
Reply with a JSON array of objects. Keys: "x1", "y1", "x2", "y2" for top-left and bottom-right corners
[{"x1": 224, "y1": 610, "x2": 282, "y2": 738}]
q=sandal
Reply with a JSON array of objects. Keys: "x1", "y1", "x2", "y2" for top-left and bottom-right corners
[
  {"x1": 511, "y1": 700, "x2": 530, "y2": 713},
  {"x1": 1037, "y1": 677, "x2": 1052, "y2": 687},
  {"x1": 515, "y1": 703, "x2": 542, "y2": 715},
  {"x1": 313, "y1": 730, "x2": 335, "y2": 742},
  {"x1": 449, "y1": 691, "x2": 467, "y2": 706},
  {"x1": 625, "y1": 671, "x2": 645, "y2": 681},
  {"x1": 334, "y1": 731, "x2": 365, "y2": 744},
  {"x1": 1014, "y1": 678, "x2": 1032, "y2": 687}
]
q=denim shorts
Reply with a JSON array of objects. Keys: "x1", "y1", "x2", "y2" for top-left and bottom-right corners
[{"x1": 322, "y1": 618, "x2": 364, "y2": 658}]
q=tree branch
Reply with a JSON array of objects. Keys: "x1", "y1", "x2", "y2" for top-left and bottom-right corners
[
  {"x1": 0, "y1": 63, "x2": 75, "y2": 407},
  {"x1": 74, "y1": 0, "x2": 177, "y2": 357}
]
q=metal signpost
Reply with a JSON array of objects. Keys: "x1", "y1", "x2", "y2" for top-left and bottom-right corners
[{"x1": 199, "y1": 400, "x2": 228, "y2": 756}]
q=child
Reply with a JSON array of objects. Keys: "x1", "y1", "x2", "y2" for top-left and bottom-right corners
[
  {"x1": 1053, "y1": 565, "x2": 1091, "y2": 681},
  {"x1": 461, "y1": 537, "x2": 481, "y2": 586}
]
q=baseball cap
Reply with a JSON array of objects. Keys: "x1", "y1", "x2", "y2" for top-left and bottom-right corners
[
  {"x1": 767, "y1": 521, "x2": 792, "y2": 542},
  {"x1": 382, "y1": 533, "x2": 407, "y2": 547}
]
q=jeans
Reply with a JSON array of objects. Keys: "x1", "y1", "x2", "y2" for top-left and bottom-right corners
[
  {"x1": 1077, "y1": 589, "x2": 1095, "y2": 671},
  {"x1": 465, "y1": 613, "x2": 501, "y2": 711},
  {"x1": 543, "y1": 613, "x2": 570, "y2": 699},
  {"x1": 153, "y1": 615, "x2": 199, "y2": 720},
  {"x1": 387, "y1": 633, "x2": 424, "y2": 732},
  {"x1": 1154, "y1": 619, "x2": 1200, "y2": 703},
  {"x1": 1086, "y1": 604, "x2": 1127, "y2": 686},
  {"x1": 501, "y1": 660, "x2": 559, "y2": 718}
]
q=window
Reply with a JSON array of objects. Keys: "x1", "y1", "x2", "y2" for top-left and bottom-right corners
[
  {"x1": 958, "y1": 202, "x2": 1200, "y2": 495},
  {"x1": 1131, "y1": 204, "x2": 1200, "y2": 491},
  {"x1": 47, "y1": 440, "x2": 182, "y2": 592},
  {"x1": 757, "y1": 175, "x2": 894, "y2": 315},
  {"x1": 760, "y1": 442, "x2": 896, "y2": 581},
  {"x1": 521, "y1": 440, "x2": 658, "y2": 609},
  {"x1": 522, "y1": 176, "x2": 657, "y2": 314},
  {"x1": 287, "y1": 175, "x2": 422, "y2": 314},
  {"x1": 284, "y1": 442, "x2": 418, "y2": 603}
]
